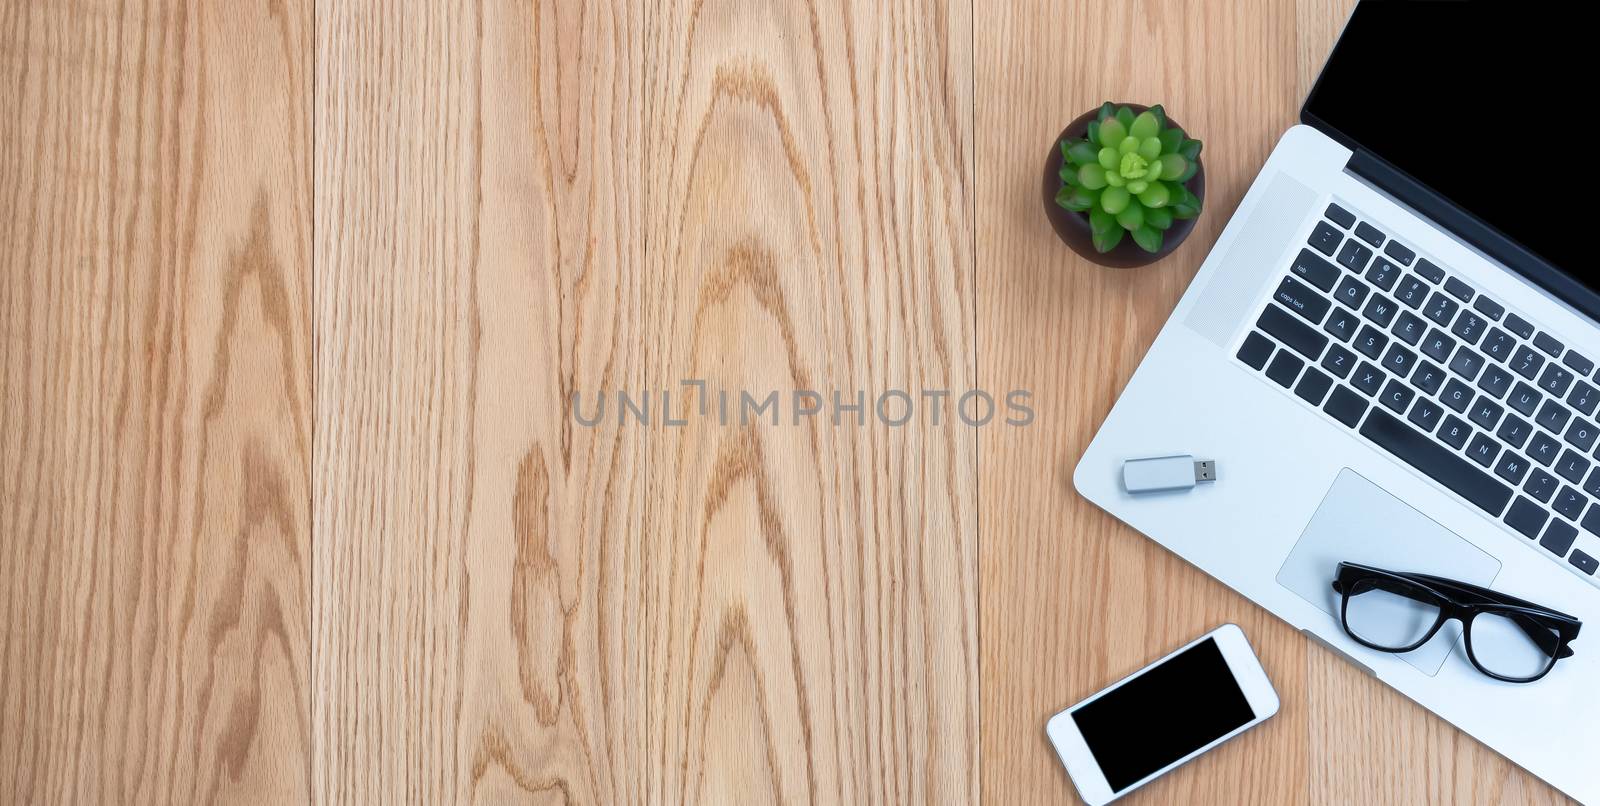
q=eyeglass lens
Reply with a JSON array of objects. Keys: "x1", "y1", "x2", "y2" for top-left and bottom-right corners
[
  {"x1": 1343, "y1": 577, "x2": 1439, "y2": 649},
  {"x1": 1469, "y1": 611, "x2": 1559, "y2": 680}
]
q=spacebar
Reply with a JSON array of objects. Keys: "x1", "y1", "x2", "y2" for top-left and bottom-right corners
[{"x1": 1359, "y1": 410, "x2": 1512, "y2": 516}]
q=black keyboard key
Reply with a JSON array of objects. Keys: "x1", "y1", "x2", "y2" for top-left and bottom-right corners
[
  {"x1": 1337, "y1": 240, "x2": 1373, "y2": 272},
  {"x1": 1468, "y1": 398, "x2": 1503, "y2": 431},
  {"x1": 1569, "y1": 381, "x2": 1599, "y2": 415},
  {"x1": 1394, "y1": 276, "x2": 1429, "y2": 309},
  {"x1": 1275, "y1": 276, "x2": 1332, "y2": 324},
  {"x1": 1510, "y1": 345, "x2": 1545, "y2": 380},
  {"x1": 1360, "y1": 410, "x2": 1512, "y2": 515},
  {"x1": 1538, "y1": 364, "x2": 1574, "y2": 397},
  {"x1": 1362, "y1": 294, "x2": 1398, "y2": 328},
  {"x1": 1534, "y1": 332, "x2": 1564, "y2": 358},
  {"x1": 1440, "y1": 379, "x2": 1474, "y2": 413},
  {"x1": 1555, "y1": 485, "x2": 1587, "y2": 520},
  {"x1": 1508, "y1": 382, "x2": 1542, "y2": 416},
  {"x1": 1536, "y1": 400, "x2": 1571, "y2": 433},
  {"x1": 1322, "y1": 344, "x2": 1357, "y2": 379},
  {"x1": 1334, "y1": 275, "x2": 1370, "y2": 310},
  {"x1": 1420, "y1": 329, "x2": 1456, "y2": 363},
  {"x1": 1565, "y1": 351, "x2": 1595, "y2": 376},
  {"x1": 1495, "y1": 452, "x2": 1530, "y2": 485},
  {"x1": 1414, "y1": 259, "x2": 1446, "y2": 284},
  {"x1": 1391, "y1": 311, "x2": 1426, "y2": 346},
  {"x1": 1353, "y1": 325, "x2": 1388, "y2": 360},
  {"x1": 1353, "y1": 361, "x2": 1385, "y2": 396},
  {"x1": 1497, "y1": 414, "x2": 1533, "y2": 449},
  {"x1": 1354, "y1": 221, "x2": 1386, "y2": 247},
  {"x1": 1385, "y1": 240, "x2": 1416, "y2": 265},
  {"x1": 1379, "y1": 379, "x2": 1415, "y2": 414},
  {"x1": 1443, "y1": 276, "x2": 1475, "y2": 302},
  {"x1": 1411, "y1": 361, "x2": 1447, "y2": 395},
  {"x1": 1504, "y1": 313, "x2": 1535, "y2": 340},
  {"x1": 1323, "y1": 307, "x2": 1358, "y2": 342},
  {"x1": 1309, "y1": 220, "x2": 1343, "y2": 256},
  {"x1": 1448, "y1": 348, "x2": 1485, "y2": 382},
  {"x1": 1438, "y1": 415, "x2": 1472, "y2": 449},
  {"x1": 1295, "y1": 367, "x2": 1334, "y2": 406},
  {"x1": 1528, "y1": 431, "x2": 1562, "y2": 466},
  {"x1": 1409, "y1": 398, "x2": 1444, "y2": 432},
  {"x1": 1505, "y1": 497, "x2": 1549, "y2": 539},
  {"x1": 1543, "y1": 519, "x2": 1579, "y2": 556},
  {"x1": 1366, "y1": 257, "x2": 1401, "y2": 292},
  {"x1": 1324, "y1": 385, "x2": 1368, "y2": 427},
  {"x1": 1583, "y1": 466, "x2": 1600, "y2": 499},
  {"x1": 1325, "y1": 204, "x2": 1356, "y2": 229},
  {"x1": 1481, "y1": 328, "x2": 1515, "y2": 363},
  {"x1": 1525, "y1": 468, "x2": 1560, "y2": 503},
  {"x1": 1259, "y1": 305, "x2": 1329, "y2": 360},
  {"x1": 1476, "y1": 365, "x2": 1513, "y2": 400},
  {"x1": 1572, "y1": 550, "x2": 1598, "y2": 575},
  {"x1": 1566, "y1": 418, "x2": 1599, "y2": 452},
  {"x1": 1558, "y1": 450, "x2": 1592, "y2": 485},
  {"x1": 1451, "y1": 312, "x2": 1487, "y2": 345},
  {"x1": 1380, "y1": 343, "x2": 1416, "y2": 378},
  {"x1": 1266, "y1": 351, "x2": 1303, "y2": 388},
  {"x1": 1424, "y1": 292, "x2": 1459, "y2": 326},
  {"x1": 1465, "y1": 433, "x2": 1500, "y2": 467},
  {"x1": 1290, "y1": 249, "x2": 1341, "y2": 292},
  {"x1": 1473, "y1": 296, "x2": 1505, "y2": 321}
]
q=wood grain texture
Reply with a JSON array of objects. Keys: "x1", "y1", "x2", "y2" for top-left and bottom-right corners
[
  {"x1": 2, "y1": 0, "x2": 1577, "y2": 802},
  {"x1": 1293, "y1": 1, "x2": 1565, "y2": 802},
  {"x1": 976, "y1": 0, "x2": 1571, "y2": 803},
  {"x1": 312, "y1": 0, "x2": 645, "y2": 802},
  {"x1": 642, "y1": 0, "x2": 977, "y2": 802},
  {"x1": 0, "y1": 0, "x2": 312, "y2": 803}
]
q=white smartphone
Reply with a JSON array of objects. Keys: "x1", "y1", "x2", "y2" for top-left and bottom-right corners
[{"x1": 1045, "y1": 624, "x2": 1279, "y2": 805}]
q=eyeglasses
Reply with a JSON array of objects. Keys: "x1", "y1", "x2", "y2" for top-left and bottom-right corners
[{"x1": 1332, "y1": 562, "x2": 1581, "y2": 683}]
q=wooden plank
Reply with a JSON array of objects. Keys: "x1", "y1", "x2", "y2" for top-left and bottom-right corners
[
  {"x1": 978, "y1": 0, "x2": 1571, "y2": 802},
  {"x1": 1305, "y1": 641, "x2": 1570, "y2": 805},
  {"x1": 642, "y1": 0, "x2": 977, "y2": 802},
  {"x1": 1293, "y1": 2, "x2": 1567, "y2": 802},
  {"x1": 0, "y1": 0, "x2": 312, "y2": 802},
  {"x1": 311, "y1": 1, "x2": 646, "y2": 802},
  {"x1": 975, "y1": 0, "x2": 1312, "y2": 803},
  {"x1": 1280, "y1": 17, "x2": 1568, "y2": 799}
]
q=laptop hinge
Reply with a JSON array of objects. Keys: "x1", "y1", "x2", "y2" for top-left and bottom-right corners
[
  {"x1": 1301, "y1": 629, "x2": 1376, "y2": 677},
  {"x1": 1346, "y1": 149, "x2": 1600, "y2": 324}
]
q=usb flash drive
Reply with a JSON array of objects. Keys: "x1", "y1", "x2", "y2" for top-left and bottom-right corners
[{"x1": 1122, "y1": 455, "x2": 1218, "y2": 494}]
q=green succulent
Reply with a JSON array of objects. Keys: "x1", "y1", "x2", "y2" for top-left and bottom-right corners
[{"x1": 1055, "y1": 103, "x2": 1203, "y2": 253}]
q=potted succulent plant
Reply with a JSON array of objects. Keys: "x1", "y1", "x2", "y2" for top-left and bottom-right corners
[{"x1": 1042, "y1": 103, "x2": 1204, "y2": 268}]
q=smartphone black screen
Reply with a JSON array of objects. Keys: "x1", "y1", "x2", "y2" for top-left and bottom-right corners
[{"x1": 1070, "y1": 638, "x2": 1255, "y2": 792}]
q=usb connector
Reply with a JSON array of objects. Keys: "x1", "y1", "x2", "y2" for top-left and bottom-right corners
[{"x1": 1123, "y1": 455, "x2": 1219, "y2": 494}]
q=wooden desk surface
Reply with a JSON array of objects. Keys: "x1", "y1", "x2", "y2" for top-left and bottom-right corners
[{"x1": 0, "y1": 0, "x2": 1573, "y2": 803}]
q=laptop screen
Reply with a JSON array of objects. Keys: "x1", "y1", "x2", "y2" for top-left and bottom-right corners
[{"x1": 1303, "y1": 2, "x2": 1584, "y2": 283}]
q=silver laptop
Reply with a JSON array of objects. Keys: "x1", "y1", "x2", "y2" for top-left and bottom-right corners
[{"x1": 1075, "y1": 3, "x2": 1599, "y2": 801}]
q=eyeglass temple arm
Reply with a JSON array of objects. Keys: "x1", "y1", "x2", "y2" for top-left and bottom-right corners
[{"x1": 1511, "y1": 613, "x2": 1575, "y2": 658}]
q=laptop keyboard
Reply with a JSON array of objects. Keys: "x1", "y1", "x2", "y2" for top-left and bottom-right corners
[{"x1": 1237, "y1": 202, "x2": 1600, "y2": 585}]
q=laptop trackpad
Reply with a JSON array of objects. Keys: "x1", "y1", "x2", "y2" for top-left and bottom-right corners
[{"x1": 1276, "y1": 468, "x2": 1502, "y2": 676}]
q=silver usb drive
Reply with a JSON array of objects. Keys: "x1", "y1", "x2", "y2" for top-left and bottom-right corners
[{"x1": 1122, "y1": 454, "x2": 1218, "y2": 493}]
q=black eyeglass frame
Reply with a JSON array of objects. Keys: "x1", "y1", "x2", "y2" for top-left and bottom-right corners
[{"x1": 1331, "y1": 562, "x2": 1581, "y2": 683}]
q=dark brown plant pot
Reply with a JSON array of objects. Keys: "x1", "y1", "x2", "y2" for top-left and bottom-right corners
[{"x1": 1042, "y1": 103, "x2": 1205, "y2": 268}]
